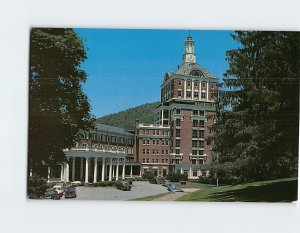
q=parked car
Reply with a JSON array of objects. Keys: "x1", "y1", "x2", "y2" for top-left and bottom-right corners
[
  {"x1": 44, "y1": 190, "x2": 61, "y2": 200},
  {"x1": 162, "y1": 179, "x2": 170, "y2": 187},
  {"x1": 116, "y1": 181, "x2": 131, "y2": 191},
  {"x1": 149, "y1": 177, "x2": 165, "y2": 184},
  {"x1": 52, "y1": 184, "x2": 64, "y2": 196},
  {"x1": 167, "y1": 182, "x2": 184, "y2": 192},
  {"x1": 71, "y1": 181, "x2": 83, "y2": 187},
  {"x1": 65, "y1": 187, "x2": 77, "y2": 198}
]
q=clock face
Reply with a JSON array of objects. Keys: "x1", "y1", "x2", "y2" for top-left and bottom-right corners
[{"x1": 187, "y1": 54, "x2": 194, "y2": 62}]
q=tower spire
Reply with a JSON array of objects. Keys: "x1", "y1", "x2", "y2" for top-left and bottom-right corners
[{"x1": 183, "y1": 34, "x2": 196, "y2": 63}]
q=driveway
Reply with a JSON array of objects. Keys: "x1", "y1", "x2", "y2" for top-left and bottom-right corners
[{"x1": 64, "y1": 181, "x2": 168, "y2": 201}]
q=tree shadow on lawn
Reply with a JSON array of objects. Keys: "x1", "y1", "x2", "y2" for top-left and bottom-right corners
[{"x1": 210, "y1": 179, "x2": 298, "y2": 202}]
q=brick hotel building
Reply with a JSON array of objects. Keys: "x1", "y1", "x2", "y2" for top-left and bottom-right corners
[{"x1": 45, "y1": 35, "x2": 218, "y2": 183}]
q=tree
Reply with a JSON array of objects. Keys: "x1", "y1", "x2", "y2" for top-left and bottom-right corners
[
  {"x1": 210, "y1": 31, "x2": 299, "y2": 182},
  {"x1": 28, "y1": 28, "x2": 95, "y2": 175}
]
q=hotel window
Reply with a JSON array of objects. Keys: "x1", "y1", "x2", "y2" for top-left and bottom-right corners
[
  {"x1": 176, "y1": 119, "x2": 181, "y2": 126},
  {"x1": 187, "y1": 80, "x2": 191, "y2": 88},
  {"x1": 201, "y1": 92, "x2": 206, "y2": 99},
  {"x1": 202, "y1": 82, "x2": 207, "y2": 88},
  {"x1": 199, "y1": 150, "x2": 204, "y2": 155},
  {"x1": 147, "y1": 149, "x2": 150, "y2": 154},
  {"x1": 156, "y1": 139, "x2": 160, "y2": 145},
  {"x1": 193, "y1": 110, "x2": 198, "y2": 115},
  {"x1": 143, "y1": 158, "x2": 145, "y2": 163},
  {"x1": 142, "y1": 149, "x2": 145, "y2": 154},
  {"x1": 199, "y1": 160, "x2": 204, "y2": 165},
  {"x1": 162, "y1": 150, "x2": 165, "y2": 154},
  {"x1": 153, "y1": 139, "x2": 156, "y2": 145},
  {"x1": 199, "y1": 130, "x2": 204, "y2": 138},
  {"x1": 152, "y1": 149, "x2": 155, "y2": 154},
  {"x1": 192, "y1": 159, "x2": 197, "y2": 164},
  {"x1": 176, "y1": 149, "x2": 180, "y2": 154},
  {"x1": 153, "y1": 130, "x2": 156, "y2": 135},
  {"x1": 178, "y1": 80, "x2": 182, "y2": 86},
  {"x1": 156, "y1": 159, "x2": 159, "y2": 163},
  {"x1": 175, "y1": 159, "x2": 179, "y2": 164},
  {"x1": 156, "y1": 130, "x2": 159, "y2": 135},
  {"x1": 147, "y1": 139, "x2": 150, "y2": 145},
  {"x1": 162, "y1": 159, "x2": 165, "y2": 163},
  {"x1": 166, "y1": 150, "x2": 169, "y2": 154},
  {"x1": 176, "y1": 139, "x2": 180, "y2": 147},
  {"x1": 152, "y1": 159, "x2": 155, "y2": 163},
  {"x1": 176, "y1": 109, "x2": 181, "y2": 114},
  {"x1": 187, "y1": 91, "x2": 191, "y2": 98},
  {"x1": 199, "y1": 120, "x2": 204, "y2": 128},
  {"x1": 178, "y1": 90, "x2": 182, "y2": 97},
  {"x1": 146, "y1": 130, "x2": 149, "y2": 135},
  {"x1": 192, "y1": 130, "x2": 198, "y2": 138},
  {"x1": 166, "y1": 140, "x2": 169, "y2": 146},
  {"x1": 146, "y1": 158, "x2": 149, "y2": 163},
  {"x1": 162, "y1": 140, "x2": 165, "y2": 145},
  {"x1": 166, "y1": 159, "x2": 168, "y2": 163},
  {"x1": 192, "y1": 140, "x2": 198, "y2": 147},
  {"x1": 199, "y1": 140, "x2": 204, "y2": 148},
  {"x1": 193, "y1": 170, "x2": 198, "y2": 176},
  {"x1": 156, "y1": 149, "x2": 159, "y2": 155},
  {"x1": 194, "y1": 81, "x2": 199, "y2": 89},
  {"x1": 199, "y1": 110, "x2": 205, "y2": 116},
  {"x1": 176, "y1": 129, "x2": 181, "y2": 137},
  {"x1": 193, "y1": 120, "x2": 198, "y2": 127},
  {"x1": 184, "y1": 170, "x2": 189, "y2": 176},
  {"x1": 194, "y1": 92, "x2": 199, "y2": 98},
  {"x1": 192, "y1": 150, "x2": 198, "y2": 155}
]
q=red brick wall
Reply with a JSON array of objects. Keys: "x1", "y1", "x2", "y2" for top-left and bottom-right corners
[{"x1": 180, "y1": 110, "x2": 193, "y2": 164}]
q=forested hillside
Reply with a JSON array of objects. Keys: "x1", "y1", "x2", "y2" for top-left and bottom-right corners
[{"x1": 97, "y1": 102, "x2": 160, "y2": 130}]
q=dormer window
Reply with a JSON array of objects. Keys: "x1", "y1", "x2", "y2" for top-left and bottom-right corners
[{"x1": 190, "y1": 70, "x2": 204, "y2": 77}]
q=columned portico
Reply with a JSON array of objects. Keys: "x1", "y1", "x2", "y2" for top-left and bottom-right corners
[
  {"x1": 109, "y1": 158, "x2": 113, "y2": 181},
  {"x1": 101, "y1": 158, "x2": 106, "y2": 181},
  {"x1": 72, "y1": 157, "x2": 76, "y2": 181},
  {"x1": 65, "y1": 159, "x2": 70, "y2": 182},
  {"x1": 93, "y1": 157, "x2": 98, "y2": 183},
  {"x1": 116, "y1": 159, "x2": 119, "y2": 181},
  {"x1": 85, "y1": 157, "x2": 89, "y2": 183},
  {"x1": 122, "y1": 159, "x2": 125, "y2": 179}
]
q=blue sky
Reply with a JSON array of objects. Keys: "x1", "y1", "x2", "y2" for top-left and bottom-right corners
[{"x1": 74, "y1": 29, "x2": 239, "y2": 118}]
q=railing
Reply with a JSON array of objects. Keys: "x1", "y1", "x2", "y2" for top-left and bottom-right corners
[{"x1": 65, "y1": 146, "x2": 126, "y2": 154}]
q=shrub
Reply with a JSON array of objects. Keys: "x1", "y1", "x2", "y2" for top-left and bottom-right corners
[
  {"x1": 166, "y1": 172, "x2": 188, "y2": 182},
  {"x1": 27, "y1": 174, "x2": 48, "y2": 198},
  {"x1": 142, "y1": 171, "x2": 155, "y2": 180}
]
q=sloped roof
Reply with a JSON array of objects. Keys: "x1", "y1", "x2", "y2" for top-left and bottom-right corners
[
  {"x1": 175, "y1": 62, "x2": 218, "y2": 79},
  {"x1": 95, "y1": 123, "x2": 133, "y2": 136}
]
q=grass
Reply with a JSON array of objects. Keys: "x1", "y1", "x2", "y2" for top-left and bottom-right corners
[
  {"x1": 175, "y1": 182, "x2": 213, "y2": 189},
  {"x1": 131, "y1": 192, "x2": 170, "y2": 201},
  {"x1": 177, "y1": 177, "x2": 298, "y2": 202}
]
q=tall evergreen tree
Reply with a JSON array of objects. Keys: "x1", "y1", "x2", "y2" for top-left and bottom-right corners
[
  {"x1": 28, "y1": 28, "x2": 95, "y2": 175},
  {"x1": 210, "y1": 31, "x2": 299, "y2": 181}
]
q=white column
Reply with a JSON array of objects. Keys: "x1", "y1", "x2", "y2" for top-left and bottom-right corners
[
  {"x1": 93, "y1": 157, "x2": 98, "y2": 183},
  {"x1": 206, "y1": 81, "x2": 209, "y2": 100},
  {"x1": 65, "y1": 159, "x2": 70, "y2": 182},
  {"x1": 112, "y1": 164, "x2": 115, "y2": 178},
  {"x1": 180, "y1": 168, "x2": 183, "y2": 174},
  {"x1": 191, "y1": 79, "x2": 194, "y2": 100},
  {"x1": 116, "y1": 159, "x2": 119, "y2": 181},
  {"x1": 130, "y1": 164, "x2": 133, "y2": 178},
  {"x1": 122, "y1": 159, "x2": 125, "y2": 179},
  {"x1": 47, "y1": 166, "x2": 51, "y2": 181},
  {"x1": 88, "y1": 157, "x2": 91, "y2": 178},
  {"x1": 161, "y1": 110, "x2": 164, "y2": 125},
  {"x1": 101, "y1": 158, "x2": 105, "y2": 181},
  {"x1": 139, "y1": 167, "x2": 142, "y2": 177},
  {"x1": 109, "y1": 158, "x2": 113, "y2": 181},
  {"x1": 189, "y1": 167, "x2": 192, "y2": 179},
  {"x1": 60, "y1": 164, "x2": 64, "y2": 181},
  {"x1": 85, "y1": 157, "x2": 89, "y2": 183},
  {"x1": 184, "y1": 79, "x2": 187, "y2": 99},
  {"x1": 72, "y1": 157, "x2": 76, "y2": 181},
  {"x1": 80, "y1": 157, "x2": 83, "y2": 181}
]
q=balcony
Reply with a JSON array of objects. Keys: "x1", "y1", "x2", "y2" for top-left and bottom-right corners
[{"x1": 65, "y1": 146, "x2": 126, "y2": 154}]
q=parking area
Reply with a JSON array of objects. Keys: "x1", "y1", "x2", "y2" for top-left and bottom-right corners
[{"x1": 63, "y1": 181, "x2": 168, "y2": 201}]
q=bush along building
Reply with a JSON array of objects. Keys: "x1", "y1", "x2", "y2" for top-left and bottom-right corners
[
  {"x1": 45, "y1": 35, "x2": 218, "y2": 183},
  {"x1": 134, "y1": 35, "x2": 218, "y2": 180}
]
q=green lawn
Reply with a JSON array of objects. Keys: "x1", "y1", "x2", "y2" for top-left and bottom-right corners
[
  {"x1": 177, "y1": 177, "x2": 298, "y2": 202},
  {"x1": 131, "y1": 192, "x2": 170, "y2": 201}
]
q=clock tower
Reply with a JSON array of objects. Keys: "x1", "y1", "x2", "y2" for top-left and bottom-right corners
[{"x1": 183, "y1": 35, "x2": 196, "y2": 63}]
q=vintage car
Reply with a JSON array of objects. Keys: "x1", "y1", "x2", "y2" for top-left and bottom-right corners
[
  {"x1": 44, "y1": 190, "x2": 61, "y2": 200},
  {"x1": 64, "y1": 187, "x2": 77, "y2": 198},
  {"x1": 115, "y1": 181, "x2": 131, "y2": 191}
]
